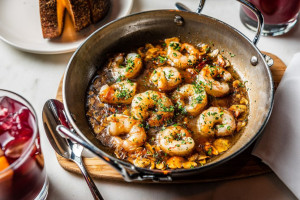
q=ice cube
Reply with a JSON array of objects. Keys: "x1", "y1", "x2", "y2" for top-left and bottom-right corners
[
  {"x1": 13, "y1": 108, "x2": 33, "y2": 137},
  {"x1": 4, "y1": 137, "x2": 31, "y2": 159},
  {"x1": 14, "y1": 108, "x2": 30, "y2": 125},
  {"x1": 0, "y1": 96, "x2": 15, "y2": 113},
  {"x1": 0, "y1": 131, "x2": 15, "y2": 148},
  {"x1": 0, "y1": 116, "x2": 13, "y2": 132},
  {"x1": 0, "y1": 96, "x2": 28, "y2": 116},
  {"x1": 0, "y1": 107, "x2": 8, "y2": 119}
]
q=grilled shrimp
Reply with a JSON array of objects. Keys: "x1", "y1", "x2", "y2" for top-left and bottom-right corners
[
  {"x1": 106, "y1": 114, "x2": 146, "y2": 152},
  {"x1": 99, "y1": 80, "x2": 137, "y2": 104},
  {"x1": 172, "y1": 84, "x2": 208, "y2": 116},
  {"x1": 131, "y1": 90, "x2": 174, "y2": 127},
  {"x1": 197, "y1": 65, "x2": 232, "y2": 97},
  {"x1": 150, "y1": 66, "x2": 182, "y2": 91},
  {"x1": 111, "y1": 53, "x2": 143, "y2": 79},
  {"x1": 159, "y1": 125, "x2": 195, "y2": 156},
  {"x1": 165, "y1": 37, "x2": 200, "y2": 69},
  {"x1": 197, "y1": 107, "x2": 236, "y2": 137}
]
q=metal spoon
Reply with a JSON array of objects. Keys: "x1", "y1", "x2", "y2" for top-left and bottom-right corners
[
  {"x1": 175, "y1": 2, "x2": 192, "y2": 12},
  {"x1": 175, "y1": 0, "x2": 205, "y2": 14},
  {"x1": 42, "y1": 99, "x2": 104, "y2": 200}
]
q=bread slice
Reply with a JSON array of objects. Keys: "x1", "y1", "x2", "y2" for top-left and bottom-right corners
[
  {"x1": 88, "y1": 0, "x2": 110, "y2": 23},
  {"x1": 40, "y1": 0, "x2": 110, "y2": 38},
  {"x1": 39, "y1": 0, "x2": 65, "y2": 38},
  {"x1": 63, "y1": 0, "x2": 91, "y2": 31}
]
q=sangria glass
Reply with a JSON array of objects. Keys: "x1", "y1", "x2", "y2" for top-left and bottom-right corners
[
  {"x1": 0, "y1": 89, "x2": 48, "y2": 200},
  {"x1": 240, "y1": 0, "x2": 300, "y2": 36}
]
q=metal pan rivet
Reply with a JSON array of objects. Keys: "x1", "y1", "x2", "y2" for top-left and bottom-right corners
[
  {"x1": 250, "y1": 56, "x2": 258, "y2": 66},
  {"x1": 174, "y1": 15, "x2": 184, "y2": 26},
  {"x1": 263, "y1": 54, "x2": 274, "y2": 67}
]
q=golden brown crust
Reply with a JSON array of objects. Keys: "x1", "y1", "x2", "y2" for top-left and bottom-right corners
[
  {"x1": 64, "y1": 0, "x2": 92, "y2": 31},
  {"x1": 40, "y1": 0, "x2": 109, "y2": 38},
  {"x1": 88, "y1": 0, "x2": 110, "y2": 23},
  {"x1": 39, "y1": 0, "x2": 65, "y2": 38}
]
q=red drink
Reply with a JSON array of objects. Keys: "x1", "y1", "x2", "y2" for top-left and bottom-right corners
[
  {"x1": 0, "y1": 92, "x2": 48, "y2": 200},
  {"x1": 240, "y1": 0, "x2": 300, "y2": 36}
]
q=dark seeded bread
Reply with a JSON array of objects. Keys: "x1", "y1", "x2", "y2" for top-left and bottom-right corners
[
  {"x1": 39, "y1": 0, "x2": 65, "y2": 38},
  {"x1": 40, "y1": 0, "x2": 110, "y2": 38},
  {"x1": 88, "y1": 0, "x2": 110, "y2": 23},
  {"x1": 63, "y1": 0, "x2": 91, "y2": 31}
]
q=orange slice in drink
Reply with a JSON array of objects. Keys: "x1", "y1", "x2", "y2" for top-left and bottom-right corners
[
  {"x1": 0, "y1": 156, "x2": 10, "y2": 172},
  {"x1": 0, "y1": 156, "x2": 14, "y2": 182},
  {"x1": 0, "y1": 156, "x2": 14, "y2": 198}
]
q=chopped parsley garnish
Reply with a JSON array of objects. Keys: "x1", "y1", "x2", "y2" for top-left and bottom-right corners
[
  {"x1": 195, "y1": 95, "x2": 204, "y2": 103},
  {"x1": 207, "y1": 147, "x2": 212, "y2": 155},
  {"x1": 158, "y1": 56, "x2": 167, "y2": 63},
  {"x1": 170, "y1": 42, "x2": 181, "y2": 51},
  {"x1": 193, "y1": 83, "x2": 204, "y2": 94},
  {"x1": 166, "y1": 71, "x2": 174, "y2": 79},
  {"x1": 125, "y1": 58, "x2": 135, "y2": 72},
  {"x1": 116, "y1": 87, "x2": 132, "y2": 100},
  {"x1": 229, "y1": 52, "x2": 236, "y2": 57}
]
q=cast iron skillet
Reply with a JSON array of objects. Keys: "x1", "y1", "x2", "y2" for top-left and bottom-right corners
[{"x1": 62, "y1": 0, "x2": 274, "y2": 181}]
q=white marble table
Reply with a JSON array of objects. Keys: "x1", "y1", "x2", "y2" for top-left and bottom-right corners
[{"x1": 0, "y1": 0, "x2": 299, "y2": 199}]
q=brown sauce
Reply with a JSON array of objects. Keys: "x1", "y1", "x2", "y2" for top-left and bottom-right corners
[{"x1": 86, "y1": 38, "x2": 249, "y2": 170}]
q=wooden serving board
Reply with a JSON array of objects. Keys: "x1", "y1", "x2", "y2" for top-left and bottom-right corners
[{"x1": 55, "y1": 52, "x2": 286, "y2": 183}]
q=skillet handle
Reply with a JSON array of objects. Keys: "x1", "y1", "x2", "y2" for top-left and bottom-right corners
[
  {"x1": 196, "y1": 0, "x2": 205, "y2": 14},
  {"x1": 236, "y1": 0, "x2": 263, "y2": 46},
  {"x1": 196, "y1": 0, "x2": 273, "y2": 67},
  {"x1": 236, "y1": 0, "x2": 274, "y2": 67},
  {"x1": 197, "y1": 0, "x2": 263, "y2": 45},
  {"x1": 56, "y1": 125, "x2": 172, "y2": 182}
]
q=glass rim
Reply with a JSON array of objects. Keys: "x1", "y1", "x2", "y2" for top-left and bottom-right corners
[{"x1": 0, "y1": 89, "x2": 39, "y2": 174}]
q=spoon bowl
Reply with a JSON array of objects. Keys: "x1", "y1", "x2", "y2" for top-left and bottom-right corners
[
  {"x1": 42, "y1": 99, "x2": 104, "y2": 200},
  {"x1": 42, "y1": 100, "x2": 71, "y2": 158}
]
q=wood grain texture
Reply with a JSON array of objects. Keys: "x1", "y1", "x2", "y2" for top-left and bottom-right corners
[{"x1": 55, "y1": 52, "x2": 286, "y2": 183}]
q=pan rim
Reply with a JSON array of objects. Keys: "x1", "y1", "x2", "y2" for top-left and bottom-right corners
[{"x1": 62, "y1": 9, "x2": 274, "y2": 177}]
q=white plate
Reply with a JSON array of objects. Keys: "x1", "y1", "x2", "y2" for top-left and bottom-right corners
[{"x1": 0, "y1": 0, "x2": 133, "y2": 54}]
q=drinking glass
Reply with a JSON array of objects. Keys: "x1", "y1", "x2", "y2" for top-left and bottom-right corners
[
  {"x1": 0, "y1": 89, "x2": 48, "y2": 200},
  {"x1": 240, "y1": 0, "x2": 300, "y2": 36}
]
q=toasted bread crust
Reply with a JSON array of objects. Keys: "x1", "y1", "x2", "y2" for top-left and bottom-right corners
[
  {"x1": 64, "y1": 0, "x2": 91, "y2": 31},
  {"x1": 88, "y1": 0, "x2": 110, "y2": 23},
  {"x1": 39, "y1": 0, "x2": 65, "y2": 38},
  {"x1": 40, "y1": 0, "x2": 110, "y2": 37}
]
